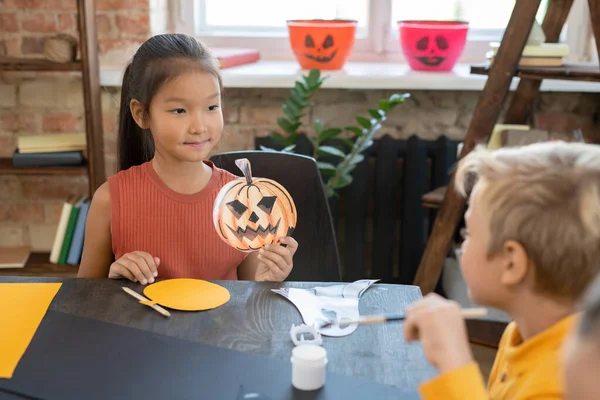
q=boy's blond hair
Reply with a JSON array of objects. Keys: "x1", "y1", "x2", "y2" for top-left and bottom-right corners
[{"x1": 455, "y1": 141, "x2": 600, "y2": 300}]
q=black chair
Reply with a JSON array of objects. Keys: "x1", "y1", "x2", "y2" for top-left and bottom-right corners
[{"x1": 210, "y1": 150, "x2": 342, "y2": 282}]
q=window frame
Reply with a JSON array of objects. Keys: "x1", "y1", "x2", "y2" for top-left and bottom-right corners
[{"x1": 168, "y1": 0, "x2": 595, "y2": 64}]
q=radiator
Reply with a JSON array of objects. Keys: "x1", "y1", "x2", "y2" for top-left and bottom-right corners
[{"x1": 255, "y1": 134, "x2": 459, "y2": 284}]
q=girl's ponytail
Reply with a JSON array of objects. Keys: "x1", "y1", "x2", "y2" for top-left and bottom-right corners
[{"x1": 117, "y1": 63, "x2": 154, "y2": 172}]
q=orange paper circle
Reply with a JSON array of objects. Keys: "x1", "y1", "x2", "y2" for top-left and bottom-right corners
[{"x1": 142, "y1": 279, "x2": 230, "y2": 311}]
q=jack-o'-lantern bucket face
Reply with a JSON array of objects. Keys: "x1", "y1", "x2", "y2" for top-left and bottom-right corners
[
  {"x1": 398, "y1": 20, "x2": 469, "y2": 71},
  {"x1": 287, "y1": 19, "x2": 357, "y2": 70},
  {"x1": 213, "y1": 158, "x2": 297, "y2": 252}
]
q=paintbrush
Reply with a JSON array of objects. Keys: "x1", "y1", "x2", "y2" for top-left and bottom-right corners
[
  {"x1": 319, "y1": 307, "x2": 487, "y2": 329},
  {"x1": 122, "y1": 286, "x2": 171, "y2": 318}
]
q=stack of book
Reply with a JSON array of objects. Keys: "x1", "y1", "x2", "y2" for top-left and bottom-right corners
[
  {"x1": 13, "y1": 132, "x2": 87, "y2": 168},
  {"x1": 486, "y1": 41, "x2": 570, "y2": 67},
  {"x1": 50, "y1": 194, "x2": 90, "y2": 266}
]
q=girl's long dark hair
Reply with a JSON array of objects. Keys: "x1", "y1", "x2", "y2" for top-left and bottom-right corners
[{"x1": 117, "y1": 34, "x2": 223, "y2": 171}]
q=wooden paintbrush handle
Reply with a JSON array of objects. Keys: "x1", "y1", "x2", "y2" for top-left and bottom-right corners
[{"x1": 122, "y1": 286, "x2": 171, "y2": 318}]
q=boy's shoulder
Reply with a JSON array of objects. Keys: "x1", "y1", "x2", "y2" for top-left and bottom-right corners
[{"x1": 494, "y1": 315, "x2": 580, "y2": 398}]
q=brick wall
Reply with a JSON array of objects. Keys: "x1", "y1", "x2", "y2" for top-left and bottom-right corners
[
  {"x1": 1, "y1": 2, "x2": 600, "y2": 251},
  {"x1": 0, "y1": 0, "x2": 150, "y2": 249}
]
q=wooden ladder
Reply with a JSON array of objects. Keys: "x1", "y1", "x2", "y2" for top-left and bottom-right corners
[{"x1": 414, "y1": 0, "x2": 600, "y2": 296}]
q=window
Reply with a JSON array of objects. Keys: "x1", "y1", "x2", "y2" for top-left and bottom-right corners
[
  {"x1": 197, "y1": 0, "x2": 369, "y2": 37},
  {"x1": 170, "y1": 0, "x2": 593, "y2": 64}
]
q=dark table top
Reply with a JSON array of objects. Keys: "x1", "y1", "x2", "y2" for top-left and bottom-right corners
[{"x1": 1, "y1": 277, "x2": 436, "y2": 390}]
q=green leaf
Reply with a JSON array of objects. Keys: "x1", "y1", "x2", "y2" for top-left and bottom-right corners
[
  {"x1": 345, "y1": 126, "x2": 364, "y2": 137},
  {"x1": 259, "y1": 145, "x2": 278, "y2": 152},
  {"x1": 285, "y1": 99, "x2": 301, "y2": 117},
  {"x1": 283, "y1": 105, "x2": 299, "y2": 121},
  {"x1": 318, "y1": 128, "x2": 342, "y2": 142},
  {"x1": 282, "y1": 144, "x2": 297, "y2": 153},
  {"x1": 348, "y1": 153, "x2": 365, "y2": 165},
  {"x1": 356, "y1": 116, "x2": 371, "y2": 129},
  {"x1": 313, "y1": 119, "x2": 325, "y2": 135},
  {"x1": 294, "y1": 82, "x2": 308, "y2": 97},
  {"x1": 317, "y1": 145, "x2": 346, "y2": 158},
  {"x1": 341, "y1": 138, "x2": 355, "y2": 148},
  {"x1": 389, "y1": 93, "x2": 410, "y2": 104},
  {"x1": 378, "y1": 99, "x2": 391, "y2": 112},
  {"x1": 320, "y1": 168, "x2": 336, "y2": 178},
  {"x1": 277, "y1": 117, "x2": 302, "y2": 134},
  {"x1": 288, "y1": 94, "x2": 305, "y2": 110},
  {"x1": 324, "y1": 185, "x2": 336, "y2": 198},
  {"x1": 361, "y1": 139, "x2": 374, "y2": 150},
  {"x1": 269, "y1": 131, "x2": 287, "y2": 146},
  {"x1": 285, "y1": 133, "x2": 300, "y2": 146},
  {"x1": 308, "y1": 68, "x2": 320, "y2": 86},
  {"x1": 316, "y1": 161, "x2": 337, "y2": 171},
  {"x1": 333, "y1": 173, "x2": 353, "y2": 189},
  {"x1": 368, "y1": 109, "x2": 384, "y2": 119}
]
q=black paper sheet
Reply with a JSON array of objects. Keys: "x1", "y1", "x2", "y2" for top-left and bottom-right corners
[{"x1": 0, "y1": 311, "x2": 420, "y2": 400}]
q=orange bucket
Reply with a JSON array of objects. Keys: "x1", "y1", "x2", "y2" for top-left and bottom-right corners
[{"x1": 287, "y1": 19, "x2": 357, "y2": 70}]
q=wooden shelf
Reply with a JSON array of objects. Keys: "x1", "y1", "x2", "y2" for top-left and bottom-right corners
[
  {"x1": 471, "y1": 63, "x2": 600, "y2": 83},
  {"x1": 0, "y1": 158, "x2": 87, "y2": 176},
  {"x1": 0, "y1": 252, "x2": 78, "y2": 277},
  {"x1": 422, "y1": 185, "x2": 447, "y2": 209},
  {"x1": 0, "y1": 57, "x2": 82, "y2": 72}
]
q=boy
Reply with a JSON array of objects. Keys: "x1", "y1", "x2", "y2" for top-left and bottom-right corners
[
  {"x1": 404, "y1": 141, "x2": 600, "y2": 399},
  {"x1": 563, "y1": 272, "x2": 600, "y2": 400}
]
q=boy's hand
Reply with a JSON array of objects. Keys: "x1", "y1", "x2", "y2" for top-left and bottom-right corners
[
  {"x1": 108, "y1": 251, "x2": 160, "y2": 285},
  {"x1": 255, "y1": 237, "x2": 298, "y2": 282},
  {"x1": 403, "y1": 293, "x2": 474, "y2": 374}
]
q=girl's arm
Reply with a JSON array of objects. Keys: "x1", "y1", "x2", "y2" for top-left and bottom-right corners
[
  {"x1": 77, "y1": 182, "x2": 114, "y2": 278},
  {"x1": 237, "y1": 237, "x2": 298, "y2": 282}
]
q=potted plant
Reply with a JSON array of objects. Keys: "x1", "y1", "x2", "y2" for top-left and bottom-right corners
[{"x1": 260, "y1": 68, "x2": 410, "y2": 198}]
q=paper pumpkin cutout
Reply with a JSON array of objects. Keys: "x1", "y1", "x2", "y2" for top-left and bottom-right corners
[
  {"x1": 142, "y1": 279, "x2": 230, "y2": 311},
  {"x1": 213, "y1": 158, "x2": 296, "y2": 252},
  {"x1": 414, "y1": 35, "x2": 449, "y2": 67},
  {"x1": 304, "y1": 33, "x2": 337, "y2": 63}
]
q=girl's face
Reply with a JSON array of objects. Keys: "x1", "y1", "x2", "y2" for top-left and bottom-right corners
[{"x1": 134, "y1": 70, "x2": 223, "y2": 163}]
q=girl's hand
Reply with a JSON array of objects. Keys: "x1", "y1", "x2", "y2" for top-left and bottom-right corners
[
  {"x1": 403, "y1": 293, "x2": 474, "y2": 374},
  {"x1": 108, "y1": 251, "x2": 160, "y2": 285},
  {"x1": 255, "y1": 237, "x2": 299, "y2": 282}
]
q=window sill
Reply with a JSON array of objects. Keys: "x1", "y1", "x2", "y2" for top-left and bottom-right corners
[{"x1": 100, "y1": 60, "x2": 600, "y2": 92}]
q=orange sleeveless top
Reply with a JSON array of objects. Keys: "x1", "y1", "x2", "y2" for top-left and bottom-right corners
[{"x1": 107, "y1": 160, "x2": 248, "y2": 280}]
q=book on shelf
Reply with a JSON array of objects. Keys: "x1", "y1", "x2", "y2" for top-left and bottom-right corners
[
  {"x1": 486, "y1": 54, "x2": 564, "y2": 67},
  {"x1": 50, "y1": 195, "x2": 90, "y2": 265},
  {"x1": 12, "y1": 149, "x2": 84, "y2": 168},
  {"x1": 211, "y1": 48, "x2": 260, "y2": 69},
  {"x1": 486, "y1": 42, "x2": 569, "y2": 68},
  {"x1": 17, "y1": 132, "x2": 86, "y2": 154},
  {"x1": 13, "y1": 132, "x2": 86, "y2": 168},
  {"x1": 0, "y1": 246, "x2": 31, "y2": 269}
]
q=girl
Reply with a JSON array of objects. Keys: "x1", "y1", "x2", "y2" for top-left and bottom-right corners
[{"x1": 77, "y1": 34, "x2": 298, "y2": 284}]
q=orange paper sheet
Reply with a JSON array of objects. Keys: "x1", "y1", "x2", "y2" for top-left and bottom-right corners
[
  {"x1": 143, "y1": 279, "x2": 230, "y2": 311},
  {"x1": 0, "y1": 283, "x2": 62, "y2": 379}
]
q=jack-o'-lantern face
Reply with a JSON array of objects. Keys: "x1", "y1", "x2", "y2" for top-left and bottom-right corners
[
  {"x1": 414, "y1": 35, "x2": 449, "y2": 67},
  {"x1": 303, "y1": 33, "x2": 337, "y2": 63},
  {"x1": 213, "y1": 158, "x2": 297, "y2": 252}
]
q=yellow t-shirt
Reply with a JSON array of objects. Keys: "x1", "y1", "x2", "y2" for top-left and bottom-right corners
[{"x1": 419, "y1": 313, "x2": 579, "y2": 400}]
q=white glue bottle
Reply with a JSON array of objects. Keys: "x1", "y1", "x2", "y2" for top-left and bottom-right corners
[{"x1": 290, "y1": 343, "x2": 328, "y2": 391}]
